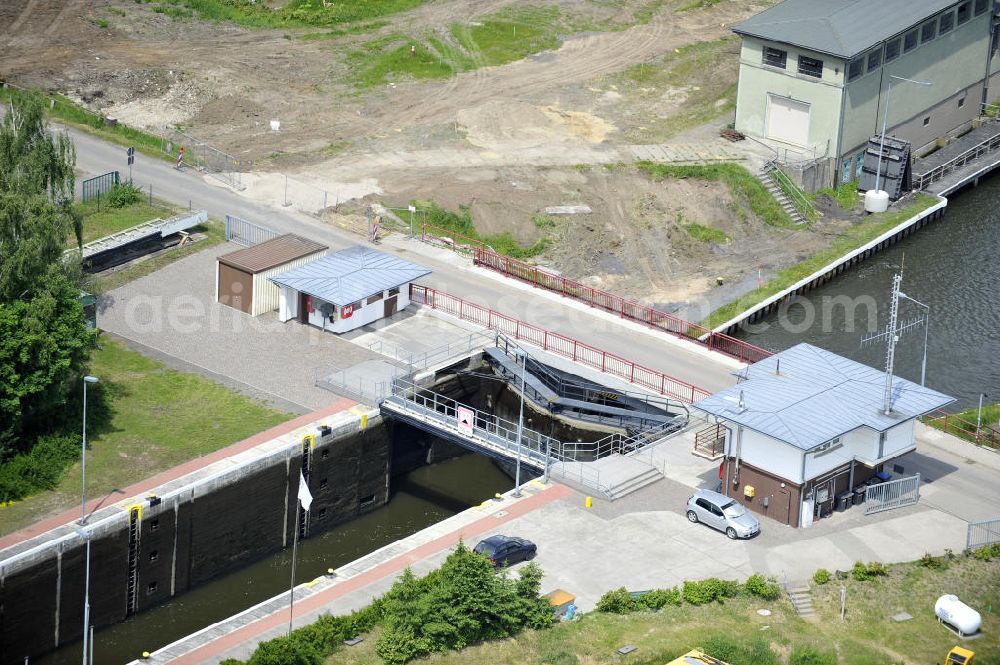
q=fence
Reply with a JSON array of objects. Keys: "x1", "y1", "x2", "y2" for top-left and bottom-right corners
[
  {"x1": 863, "y1": 473, "x2": 921, "y2": 515},
  {"x1": 923, "y1": 410, "x2": 1000, "y2": 449},
  {"x1": 913, "y1": 127, "x2": 1000, "y2": 191},
  {"x1": 409, "y1": 284, "x2": 711, "y2": 404},
  {"x1": 160, "y1": 130, "x2": 245, "y2": 190},
  {"x1": 967, "y1": 518, "x2": 1000, "y2": 550},
  {"x1": 471, "y1": 248, "x2": 772, "y2": 365},
  {"x1": 224, "y1": 215, "x2": 281, "y2": 247},
  {"x1": 421, "y1": 223, "x2": 487, "y2": 255},
  {"x1": 81, "y1": 171, "x2": 120, "y2": 202}
]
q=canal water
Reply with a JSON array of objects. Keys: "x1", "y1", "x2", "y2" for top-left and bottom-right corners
[
  {"x1": 736, "y1": 176, "x2": 1000, "y2": 409},
  {"x1": 35, "y1": 453, "x2": 513, "y2": 665}
]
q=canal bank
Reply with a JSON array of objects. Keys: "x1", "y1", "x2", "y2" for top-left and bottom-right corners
[{"x1": 734, "y1": 170, "x2": 1000, "y2": 409}]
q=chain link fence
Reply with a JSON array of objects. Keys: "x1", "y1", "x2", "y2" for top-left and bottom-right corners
[{"x1": 160, "y1": 129, "x2": 245, "y2": 191}]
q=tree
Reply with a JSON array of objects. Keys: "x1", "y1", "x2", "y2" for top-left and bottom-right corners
[{"x1": 0, "y1": 90, "x2": 95, "y2": 470}]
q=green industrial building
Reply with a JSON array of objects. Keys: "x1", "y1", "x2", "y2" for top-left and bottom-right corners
[{"x1": 733, "y1": 0, "x2": 1000, "y2": 188}]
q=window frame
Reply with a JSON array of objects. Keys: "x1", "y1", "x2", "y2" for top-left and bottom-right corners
[
  {"x1": 957, "y1": 1, "x2": 971, "y2": 25},
  {"x1": 921, "y1": 19, "x2": 937, "y2": 43},
  {"x1": 798, "y1": 54, "x2": 824, "y2": 78},
  {"x1": 762, "y1": 46, "x2": 788, "y2": 69},
  {"x1": 848, "y1": 58, "x2": 865, "y2": 81},
  {"x1": 884, "y1": 38, "x2": 901, "y2": 63},
  {"x1": 366, "y1": 292, "x2": 383, "y2": 305},
  {"x1": 939, "y1": 10, "x2": 955, "y2": 34},
  {"x1": 975, "y1": 0, "x2": 989, "y2": 16},
  {"x1": 866, "y1": 49, "x2": 882, "y2": 73},
  {"x1": 903, "y1": 28, "x2": 920, "y2": 52}
]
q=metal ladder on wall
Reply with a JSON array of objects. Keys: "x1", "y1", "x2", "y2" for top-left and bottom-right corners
[{"x1": 125, "y1": 505, "x2": 142, "y2": 616}]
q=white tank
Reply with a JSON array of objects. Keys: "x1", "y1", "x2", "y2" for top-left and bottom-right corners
[
  {"x1": 864, "y1": 189, "x2": 890, "y2": 213},
  {"x1": 935, "y1": 594, "x2": 982, "y2": 636}
]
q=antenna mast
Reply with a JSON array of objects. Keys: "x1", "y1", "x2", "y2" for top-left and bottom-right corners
[{"x1": 882, "y1": 273, "x2": 902, "y2": 415}]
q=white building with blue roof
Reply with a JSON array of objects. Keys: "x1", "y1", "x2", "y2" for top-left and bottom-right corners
[
  {"x1": 693, "y1": 343, "x2": 953, "y2": 527},
  {"x1": 271, "y1": 246, "x2": 431, "y2": 334}
]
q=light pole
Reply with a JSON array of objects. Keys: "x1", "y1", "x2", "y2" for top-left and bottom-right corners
[
  {"x1": 898, "y1": 292, "x2": 929, "y2": 387},
  {"x1": 81, "y1": 376, "x2": 99, "y2": 524},
  {"x1": 513, "y1": 349, "x2": 527, "y2": 498},
  {"x1": 977, "y1": 393, "x2": 989, "y2": 440},
  {"x1": 875, "y1": 75, "x2": 933, "y2": 194}
]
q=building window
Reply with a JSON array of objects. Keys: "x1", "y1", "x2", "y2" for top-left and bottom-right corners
[
  {"x1": 841, "y1": 157, "x2": 853, "y2": 184},
  {"x1": 366, "y1": 293, "x2": 382, "y2": 305},
  {"x1": 957, "y1": 2, "x2": 971, "y2": 25},
  {"x1": 923, "y1": 116, "x2": 931, "y2": 126},
  {"x1": 959, "y1": 96, "x2": 966, "y2": 108},
  {"x1": 884, "y1": 38, "x2": 901, "y2": 62},
  {"x1": 798, "y1": 55, "x2": 823, "y2": 78},
  {"x1": 904, "y1": 28, "x2": 919, "y2": 52},
  {"x1": 975, "y1": 0, "x2": 989, "y2": 16},
  {"x1": 940, "y1": 10, "x2": 955, "y2": 34},
  {"x1": 921, "y1": 19, "x2": 937, "y2": 43},
  {"x1": 866, "y1": 49, "x2": 882, "y2": 73},
  {"x1": 388, "y1": 287, "x2": 400, "y2": 297},
  {"x1": 848, "y1": 58, "x2": 865, "y2": 81},
  {"x1": 762, "y1": 46, "x2": 787, "y2": 69},
  {"x1": 855, "y1": 150, "x2": 865, "y2": 179}
]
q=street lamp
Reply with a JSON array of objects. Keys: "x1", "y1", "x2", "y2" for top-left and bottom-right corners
[
  {"x1": 513, "y1": 349, "x2": 527, "y2": 498},
  {"x1": 875, "y1": 75, "x2": 933, "y2": 194},
  {"x1": 898, "y1": 292, "x2": 929, "y2": 387},
  {"x1": 81, "y1": 375, "x2": 99, "y2": 525}
]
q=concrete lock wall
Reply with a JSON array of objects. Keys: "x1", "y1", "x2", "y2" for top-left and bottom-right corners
[{"x1": 0, "y1": 419, "x2": 393, "y2": 665}]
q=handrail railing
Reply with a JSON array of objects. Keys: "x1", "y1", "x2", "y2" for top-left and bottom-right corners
[
  {"x1": 420, "y1": 224, "x2": 487, "y2": 255},
  {"x1": 923, "y1": 409, "x2": 1000, "y2": 449},
  {"x1": 913, "y1": 130, "x2": 1000, "y2": 190},
  {"x1": 469, "y1": 250, "x2": 772, "y2": 365},
  {"x1": 409, "y1": 284, "x2": 713, "y2": 404},
  {"x1": 768, "y1": 162, "x2": 815, "y2": 220}
]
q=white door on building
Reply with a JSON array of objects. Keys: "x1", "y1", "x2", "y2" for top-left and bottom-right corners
[{"x1": 766, "y1": 94, "x2": 811, "y2": 147}]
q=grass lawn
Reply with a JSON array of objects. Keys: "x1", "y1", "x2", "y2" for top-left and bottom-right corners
[
  {"x1": 0, "y1": 338, "x2": 292, "y2": 536},
  {"x1": 157, "y1": 0, "x2": 430, "y2": 28},
  {"x1": 320, "y1": 556, "x2": 999, "y2": 665},
  {"x1": 74, "y1": 198, "x2": 177, "y2": 245},
  {"x1": 926, "y1": 402, "x2": 1000, "y2": 446},
  {"x1": 702, "y1": 193, "x2": 940, "y2": 329}
]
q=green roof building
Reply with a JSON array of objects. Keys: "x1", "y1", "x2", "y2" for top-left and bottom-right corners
[{"x1": 733, "y1": 0, "x2": 1000, "y2": 188}]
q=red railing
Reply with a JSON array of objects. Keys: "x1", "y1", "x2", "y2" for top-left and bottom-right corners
[
  {"x1": 421, "y1": 224, "x2": 486, "y2": 255},
  {"x1": 924, "y1": 409, "x2": 1000, "y2": 449},
  {"x1": 409, "y1": 284, "x2": 712, "y2": 404},
  {"x1": 472, "y1": 248, "x2": 772, "y2": 365}
]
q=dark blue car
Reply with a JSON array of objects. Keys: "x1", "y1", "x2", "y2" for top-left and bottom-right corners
[{"x1": 473, "y1": 535, "x2": 537, "y2": 567}]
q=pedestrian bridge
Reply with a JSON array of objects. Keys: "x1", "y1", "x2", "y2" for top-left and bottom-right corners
[{"x1": 380, "y1": 379, "x2": 679, "y2": 499}]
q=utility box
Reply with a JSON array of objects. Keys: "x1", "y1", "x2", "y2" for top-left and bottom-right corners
[{"x1": 835, "y1": 491, "x2": 853, "y2": 512}]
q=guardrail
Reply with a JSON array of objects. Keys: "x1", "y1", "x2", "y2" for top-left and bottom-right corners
[
  {"x1": 923, "y1": 409, "x2": 1000, "y2": 449},
  {"x1": 471, "y1": 249, "x2": 772, "y2": 365},
  {"x1": 409, "y1": 284, "x2": 712, "y2": 404},
  {"x1": 913, "y1": 129, "x2": 1000, "y2": 190},
  {"x1": 770, "y1": 163, "x2": 815, "y2": 220},
  {"x1": 967, "y1": 517, "x2": 1000, "y2": 550}
]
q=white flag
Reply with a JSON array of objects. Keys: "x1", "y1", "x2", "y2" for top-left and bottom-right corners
[{"x1": 297, "y1": 472, "x2": 313, "y2": 512}]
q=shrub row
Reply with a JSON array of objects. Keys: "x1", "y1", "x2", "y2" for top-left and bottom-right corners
[
  {"x1": 596, "y1": 574, "x2": 781, "y2": 614},
  {"x1": 973, "y1": 542, "x2": 1000, "y2": 561}
]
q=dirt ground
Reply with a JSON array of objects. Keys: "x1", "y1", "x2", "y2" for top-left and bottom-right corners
[{"x1": 1, "y1": 0, "x2": 825, "y2": 310}]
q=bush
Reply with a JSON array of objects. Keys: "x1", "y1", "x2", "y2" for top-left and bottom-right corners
[
  {"x1": 596, "y1": 587, "x2": 638, "y2": 614},
  {"x1": 106, "y1": 181, "x2": 142, "y2": 208},
  {"x1": 744, "y1": 574, "x2": 781, "y2": 600},
  {"x1": 636, "y1": 587, "x2": 681, "y2": 610},
  {"x1": 973, "y1": 543, "x2": 1000, "y2": 561},
  {"x1": 866, "y1": 561, "x2": 888, "y2": 577},
  {"x1": 247, "y1": 634, "x2": 321, "y2": 665},
  {"x1": 683, "y1": 578, "x2": 739, "y2": 605},
  {"x1": 851, "y1": 561, "x2": 888, "y2": 581},
  {"x1": 813, "y1": 568, "x2": 830, "y2": 585},
  {"x1": 918, "y1": 553, "x2": 948, "y2": 570},
  {"x1": 788, "y1": 644, "x2": 838, "y2": 665}
]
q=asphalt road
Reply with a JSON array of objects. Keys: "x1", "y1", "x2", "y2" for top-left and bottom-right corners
[{"x1": 67, "y1": 125, "x2": 737, "y2": 394}]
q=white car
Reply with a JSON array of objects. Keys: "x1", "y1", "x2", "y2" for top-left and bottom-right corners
[{"x1": 685, "y1": 489, "x2": 760, "y2": 539}]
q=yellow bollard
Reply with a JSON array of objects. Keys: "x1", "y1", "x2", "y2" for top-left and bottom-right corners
[
  {"x1": 142, "y1": 652, "x2": 151, "y2": 659},
  {"x1": 360, "y1": 414, "x2": 368, "y2": 429},
  {"x1": 585, "y1": 496, "x2": 592, "y2": 508}
]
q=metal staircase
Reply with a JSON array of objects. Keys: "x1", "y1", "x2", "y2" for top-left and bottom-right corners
[
  {"x1": 757, "y1": 163, "x2": 809, "y2": 225},
  {"x1": 68, "y1": 210, "x2": 208, "y2": 264}
]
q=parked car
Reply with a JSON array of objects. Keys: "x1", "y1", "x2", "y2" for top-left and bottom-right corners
[
  {"x1": 685, "y1": 489, "x2": 760, "y2": 539},
  {"x1": 473, "y1": 535, "x2": 537, "y2": 566}
]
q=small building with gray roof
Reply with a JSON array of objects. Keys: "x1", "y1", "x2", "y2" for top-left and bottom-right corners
[
  {"x1": 216, "y1": 234, "x2": 328, "y2": 316},
  {"x1": 732, "y1": 0, "x2": 1000, "y2": 189},
  {"x1": 271, "y1": 246, "x2": 431, "y2": 333},
  {"x1": 692, "y1": 343, "x2": 953, "y2": 527}
]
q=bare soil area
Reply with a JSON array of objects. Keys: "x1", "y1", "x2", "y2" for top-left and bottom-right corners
[{"x1": 2, "y1": 0, "x2": 802, "y2": 311}]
